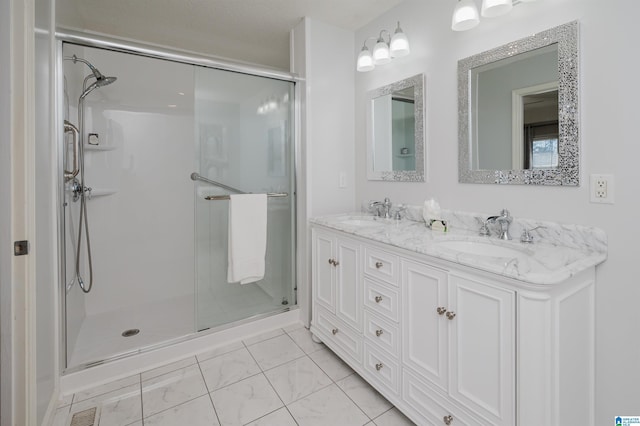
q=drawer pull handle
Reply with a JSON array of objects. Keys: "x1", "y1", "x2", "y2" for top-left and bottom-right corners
[
  {"x1": 375, "y1": 329, "x2": 383, "y2": 337},
  {"x1": 374, "y1": 295, "x2": 383, "y2": 303},
  {"x1": 332, "y1": 328, "x2": 339, "y2": 335},
  {"x1": 375, "y1": 363, "x2": 383, "y2": 371},
  {"x1": 328, "y1": 259, "x2": 339, "y2": 267},
  {"x1": 443, "y1": 415, "x2": 454, "y2": 425},
  {"x1": 446, "y1": 311, "x2": 456, "y2": 320},
  {"x1": 437, "y1": 307, "x2": 447, "y2": 315},
  {"x1": 375, "y1": 261, "x2": 383, "y2": 269}
]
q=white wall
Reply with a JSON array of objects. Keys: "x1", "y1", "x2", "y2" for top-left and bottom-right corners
[
  {"x1": 354, "y1": 0, "x2": 640, "y2": 423},
  {"x1": 305, "y1": 19, "x2": 356, "y2": 217},
  {"x1": 292, "y1": 17, "x2": 356, "y2": 325}
]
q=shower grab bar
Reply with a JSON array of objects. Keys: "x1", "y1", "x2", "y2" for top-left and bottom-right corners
[
  {"x1": 205, "y1": 193, "x2": 288, "y2": 201},
  {"x1": 190, "y1": 173, "x2": 288, "y2": 200},
  {"x1": 190, "y1": 172, "x2": 245, "y2": 194},
  {"x1": 64, "y1": 120, "x2": 80, "y2": 181}
]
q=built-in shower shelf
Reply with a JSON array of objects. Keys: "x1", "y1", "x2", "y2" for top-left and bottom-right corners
[
  {"x1": 84, "y1": 145, "x2": 116, "y2": 151},
  {"x1": 89, "y1": 188, "x2": 117, "y2": 198}
]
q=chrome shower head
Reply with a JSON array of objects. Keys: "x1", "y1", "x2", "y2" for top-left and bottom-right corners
[{"x1": 65, "y1": 54, "x2": 117, "y2": 98}]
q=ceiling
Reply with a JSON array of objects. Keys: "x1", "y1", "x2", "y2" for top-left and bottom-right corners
[{"x1": 57, "y1": 0, "x2": 405, "y2": 71}]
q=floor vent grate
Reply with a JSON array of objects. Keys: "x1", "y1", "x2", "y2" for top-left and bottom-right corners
[{"x1": 70, "y1": 407, "x2": 97, "y2": 426}]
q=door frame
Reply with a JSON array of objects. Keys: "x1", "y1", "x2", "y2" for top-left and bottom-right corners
[{"x1": 0, "y1": 0, "x2": 38, "y2": 424}]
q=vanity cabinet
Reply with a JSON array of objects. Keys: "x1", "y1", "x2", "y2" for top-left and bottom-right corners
[
  {"x1": 402, "y1": 259, "x2": 515, "y2": 425},
  {"x1": 310, "y1": 225, "x2": 595, "y2": 426},
  {"x1": 312, "y1": 229, "x2": 363, "y2": 364}
]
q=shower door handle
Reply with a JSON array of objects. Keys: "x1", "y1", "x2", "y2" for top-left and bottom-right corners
[{"x1": 64, "y1": 120, "x2": 79, "y2": 181}]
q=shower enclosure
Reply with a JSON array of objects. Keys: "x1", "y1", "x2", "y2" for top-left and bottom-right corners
[{"x1": 60, "y1": 40, "x2": 297, "y2": 371}]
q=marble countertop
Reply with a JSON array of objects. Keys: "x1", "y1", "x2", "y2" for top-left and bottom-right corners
[{"x1": 310, "y1": 213, "x2": 608, "y2": 285}]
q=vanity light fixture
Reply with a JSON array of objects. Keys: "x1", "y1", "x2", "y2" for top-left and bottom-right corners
[
  {"x1": 452, "y1": 0, "x2": 537, "y2": 32},
  {"x1": 357, "y1": 22, "x2": 410, "y2": 72}
]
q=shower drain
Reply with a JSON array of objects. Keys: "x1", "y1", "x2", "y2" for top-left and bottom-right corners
[{"x1": 121, "y1": 329, "x2": 140, "y2": 337}]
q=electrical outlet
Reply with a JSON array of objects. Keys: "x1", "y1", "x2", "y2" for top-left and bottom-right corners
[{"x1": 590, "y1": 174, "x2": 614, "y2": 204}]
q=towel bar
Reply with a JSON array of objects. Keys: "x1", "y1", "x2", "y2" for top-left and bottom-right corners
[{"x1": 205, "y1": 193, "x2": 288, "y2": 201}]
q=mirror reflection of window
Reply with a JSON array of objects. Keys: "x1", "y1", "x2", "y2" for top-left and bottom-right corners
[
  {"x1": 473, "y1": 44, "x2": 558, "y2": 171},
  {"x1": 522, "y1": 89, "x2": 559, "y2": 169}
]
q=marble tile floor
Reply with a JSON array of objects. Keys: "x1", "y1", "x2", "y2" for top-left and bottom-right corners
[{"x1": 53, "y1": 323, "x2": 416, "y2": 426}]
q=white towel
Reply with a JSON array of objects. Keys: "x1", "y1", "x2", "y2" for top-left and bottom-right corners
[{"x1": 227, "y1": 194, "x2": 268, "y2": 284}]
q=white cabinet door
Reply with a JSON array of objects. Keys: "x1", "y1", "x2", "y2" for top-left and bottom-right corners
[
  {"x1": 312, "y1": 229, "x2": 362, "y2": 332},
  {"x1": 448, "y1": 273, "x2": 515, "y2": 426},
  {"x1": 312, "y1": 229, "x2": 336, "y2": 312},
  {"x1": 335, "y1": 237, "x2": 362, "y2": 332},
  {"x1": 401, "y1": 259, "x2": 449, "y2": 391}
]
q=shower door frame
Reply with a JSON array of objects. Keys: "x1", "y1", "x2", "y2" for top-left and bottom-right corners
[{"x1": 56, "y1": 31, "x2": 303, "y2": 375}]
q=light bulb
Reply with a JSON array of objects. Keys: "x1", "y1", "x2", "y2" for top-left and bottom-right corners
[
  {"x1": 390, "y1": 22, "x2": 410, "y2": 57},
  {"x1": 452, "y1": 0, "x2": 480, "y2": 31},
  {"x1": 356, "y1": 46, "x2": 374, "y2": 72},
  {"x1": 481, "y1": 0, "x2": 513, "y2": 17},
  {"x1": 373, "y1": 38, "x2": 391, "y2": 65}
]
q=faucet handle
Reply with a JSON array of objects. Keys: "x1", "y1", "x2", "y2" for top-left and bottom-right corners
[
  {"x1": 394, "y1": 205, "x2": 406, "y2": 220},
  {"x1": 520, "y1": 228, "x2": 534, "y2": 243},
  {"x1": 520, "y1": 226, "x2": 544, "y2": 243}
]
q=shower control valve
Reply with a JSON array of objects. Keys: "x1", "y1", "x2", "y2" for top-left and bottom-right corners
[{"x1": 70, "y1": 179, "x2": 93, "y2": 202}]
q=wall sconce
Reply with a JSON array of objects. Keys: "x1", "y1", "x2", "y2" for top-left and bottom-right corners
[
  {"x1": 451, "y1": 0, "x2": 538, "y2": 32},
  {"x1": 357, "y1": 22, "x2": 410, "y2": 72}
]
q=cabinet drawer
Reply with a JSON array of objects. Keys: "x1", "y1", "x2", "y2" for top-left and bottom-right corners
[
  {"x1": 364, "y1": 310, "x2": 400, "y2": 357},
  {"x1": 363, "y1": 246, "x2": 399, "y2": 286},
  {"x1": 315, "y1": 306, "x2": 362, "y2": 363},
  {"x1": 364, "y1": 277, "x2": 399, "y2": 322},
  {"x1": 402, "y1": 369, "x2": 485, "y2": 426},
  {"x1": 363, "y1": 342, "x2": 400, "y2": 395}
]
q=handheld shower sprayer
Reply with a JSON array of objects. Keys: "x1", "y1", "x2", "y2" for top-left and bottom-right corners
[{"x1": 63, "y1": 54, "x2": 118, "y2": 294}]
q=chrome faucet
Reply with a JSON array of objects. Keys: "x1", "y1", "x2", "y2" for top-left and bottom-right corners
[
  {"x1": 479, "y1": 209, "x2": 513, "y2": 240},
  {"x1": 370, "y1": 197, "x2": 392, "y2": 219}
]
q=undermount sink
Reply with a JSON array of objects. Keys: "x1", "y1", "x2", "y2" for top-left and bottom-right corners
[
  {"x1": 435, "y1": 239, "x2": 526, "y2": 258},
  {"x1": 339, "y1": 217, "x2": 385, "y2": 227}
]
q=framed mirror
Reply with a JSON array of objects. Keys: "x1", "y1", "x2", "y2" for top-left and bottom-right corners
[
  {"x1": 367, "y1": 74, "x2": 425, "y2": 181},
  {"x1": 458, "y1": 21, "x2": 579, "y2": 185}
]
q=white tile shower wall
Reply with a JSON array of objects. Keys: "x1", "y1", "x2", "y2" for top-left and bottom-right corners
[
  {"x1": 353, "y1": 0, "x2": 640, "y2": 423},
  {"x1": 64, "y1": 45, "x2": 196, "y2": 316}
]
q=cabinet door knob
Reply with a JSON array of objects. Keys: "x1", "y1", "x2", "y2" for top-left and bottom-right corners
[
  {"x1": 375, "y1": 329, "x2": 383, "y2": 337},
  {"x1": 443, "y1": 415, "x2": 454, "y2": 425},
  {"x1": 436, "y1": 307, "x2": 447, "y2": 315},
  {"x1": 374, "y1": 295, "x2": 383, "y2": 303},
  {"x1": 375, "y1": 363, "x2": 384, "y2": 371},
  {"x1": 332, "y1": 328, "x2": 339, "y2": 335},
  {"x1": 446, "y1": 311, "x2": 456, "y2": 320},
  {"x1": 375, "y1": 261, "x2": 383, "y2": 269},
  {"x1": 333, "y1": 260, "x2": 339, "y2": 266},
  {"x1": 328, "y1": 259, "x2": 334, "y2": 266}
]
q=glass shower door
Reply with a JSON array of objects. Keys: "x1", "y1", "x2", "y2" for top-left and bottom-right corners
[{"x1": 194, "y1": 67, "x2": 296, "y2": 331}]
